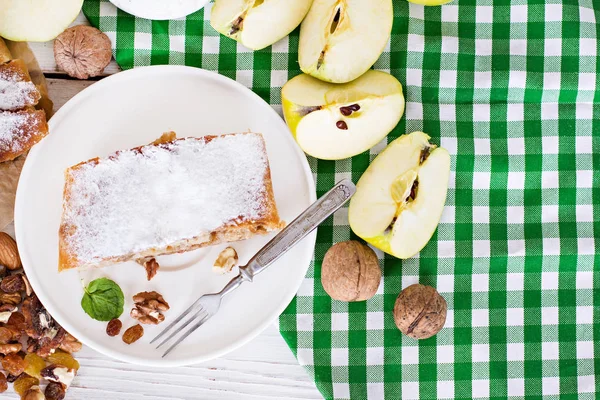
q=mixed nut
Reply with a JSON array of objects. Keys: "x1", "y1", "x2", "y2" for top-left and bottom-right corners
[{"x1": 0, "y1": 233, "x2": 82, "y2": 399}]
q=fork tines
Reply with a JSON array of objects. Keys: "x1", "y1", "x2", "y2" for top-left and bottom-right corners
[{"x1": 151, "y1": 298, "x2": 207, "y2": 357}]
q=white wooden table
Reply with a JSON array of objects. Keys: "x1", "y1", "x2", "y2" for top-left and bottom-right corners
[{"x1": 0, "y1": 12, "x2": 321, "y2": 400}]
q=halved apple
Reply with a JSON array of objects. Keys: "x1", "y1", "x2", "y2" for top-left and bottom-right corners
[
  {"x1": 281, "y1": 70, "x2": 404, "y2": 160},
  {"x1": 210, "y1": 0, "x2": 313, "y2": 51},
  {"x1": 0, "y1": 0, "x2": 83, "y2": 42},
  {"x1": 349, "y1": 132, "x2": 450, "y2": 259},
  {"x1": 298, "y1": 0, "x2": 393, "y2": 83}
]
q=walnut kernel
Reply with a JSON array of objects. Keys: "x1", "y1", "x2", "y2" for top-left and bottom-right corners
[
  {"x1": 321, "y1": 241, "x2": 381, "y2": 302},
  {"x1": 213, "y1": 247, "x2": 238, "y2": 274},
  {"x1": 58, "y1": 332, "x2": 82, "y2": 354},
  {"x1": 0, "y1": 372, "x2": 6, "y2": 393},
  {"x1": 0, "y1": 343, "x2": 21, "y2": 355},
  {"x1": 393, "y1": 284, "x2": 447, "y2": 339},
  {"x1": 130, "y1": 291, "x2": 169, "y2": 325},
  {"x1": 139, "y1": 257, "x2": 159, "y2": 281},
  {"x1": 0, "y1": 274, "x2": 24, "y2": 293},
  {"x1": 1, "y1": 352, "x2": 25, "y2": 375}
]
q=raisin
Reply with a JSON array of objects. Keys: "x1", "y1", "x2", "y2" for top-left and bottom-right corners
[
  {"x1": 12, "y1": 374, "x2": 38, "y2": 396},
  {"x1": 6, "y1": 373, "x2": 19, "y2": 383},
  {"x1": 106, "y1": 318, "x2": 122, "y2": 337},
  {"x1": 24, "y1": 353, "x2": 46, "y2": 379},
  {"x1": 1, "y1": 352, "x2": 25, "y2": 376},
  {"x1": 46, "y1": 350, "x2": 79, "y2": 371},
  {"x1": 0, "y1": 372, "x2": 6, "y2": 393},
  {"x1": 0, "y1": 274, "x2": 24, "y2": 293},
  {"x1": 122, "y1": 324, "x2": 144, "y2": 344},
  {"x1": 45, "y1": 382, "x2": 66, "y2": 400}
]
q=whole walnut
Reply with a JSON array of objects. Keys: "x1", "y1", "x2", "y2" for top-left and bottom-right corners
[
  {"x1": 54, "y1": 25, "x2": 112, "y2": 80},
  {"x1": 393, "y1": 284, "x2": 447, "y2": 339},
  {"x1": 321, "y1": 241, "x2": 381, "y2": 302}
]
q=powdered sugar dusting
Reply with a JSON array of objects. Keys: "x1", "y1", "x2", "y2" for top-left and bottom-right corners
[
  {"x1": 0, "y1": 66, "x2": 39, "y2": 111},
  {"x1": 0, "y1": 111, "x2": 43, "y2": 154},
  {"x1": 63, "y1": 133, "x2": 272, "y2": 264}
]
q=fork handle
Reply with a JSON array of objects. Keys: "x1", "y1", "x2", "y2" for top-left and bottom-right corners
[{"x1": 238, "y1": 178, "x2": 356, "y2": 282}]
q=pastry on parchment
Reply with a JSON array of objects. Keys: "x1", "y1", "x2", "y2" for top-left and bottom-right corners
[{"x1": 0, "y1": 37, "x2": 48, "y2": 163}]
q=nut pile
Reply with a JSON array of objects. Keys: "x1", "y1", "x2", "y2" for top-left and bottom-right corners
[
  {"x1": 130, "y1": 291, "x2": 169, "y2": 325},
  {"x1": 0, "y1": 233, "x2": 82, "y2": 399}
]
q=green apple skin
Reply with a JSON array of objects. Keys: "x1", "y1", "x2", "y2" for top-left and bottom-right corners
[
  {"x1": 281, "y1": 70, "x2": 405, "y2": 160},
  {"x1": 0, "y1": 0, "x2": 83, "y2": 42},
  {"x1": 408, "y1": 0, "x2": 453, "y2": 5},
  {"x1": 211, "y1": 0, "x2": 313, "y2": 51},
  {"x1": 349, "y1": 132, "x2": 451, "y2": 259},
  {"x1": 298, "y1": 0, "x2": 393, "y2": 83}
]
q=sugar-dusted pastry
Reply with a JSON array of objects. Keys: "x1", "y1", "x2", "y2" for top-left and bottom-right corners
[
  {"x1": 0, "y1": 59, "x2": 41, "y2": 111},
  {"x1": 58, "y1": 132, "x2": 284, "y2": 271},
  {"x1": 0, "y1": 108, "x2": 48, "y2": 163}
]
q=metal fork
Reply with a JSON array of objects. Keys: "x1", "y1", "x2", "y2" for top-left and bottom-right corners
[{"x1": 151, "y1": 179, "x2": 357, "y2": 357}]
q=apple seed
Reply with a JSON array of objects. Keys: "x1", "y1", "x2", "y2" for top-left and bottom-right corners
[
  {"x1": 419, "y1": 146, "x2": 433, "y2": 164},
  {"x1": 229, "y1": 16, "x2": 244, "y2": 35},
  {"x1": 336, "y1": 121, "x2": 348, "y2": 130},
  {"x1": 339, "y1": 106, "x2": 352, "y2": 116},
  {"x1": 349, "y1": 104, "x2": 361, "y2": 112},
  {"x1": 330, "y1": 7, "x2": 342, "y2": 34}
]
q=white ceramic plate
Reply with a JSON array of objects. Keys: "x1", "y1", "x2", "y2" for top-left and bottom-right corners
[
  {"x1": 15, "y1": 66, "x2": 316, "y2": 367},
  {"x1": 109, "y1": 0, "x2": 210, "y2": 20}
]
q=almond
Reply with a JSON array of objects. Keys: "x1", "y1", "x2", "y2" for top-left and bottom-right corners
[{"x1": 0, "y1": 233, "x2": 20, "y2": 270}]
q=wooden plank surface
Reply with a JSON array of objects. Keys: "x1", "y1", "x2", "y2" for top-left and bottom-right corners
[{"x1": 0, "y1": 10, "x2": 321, "y2": 400}]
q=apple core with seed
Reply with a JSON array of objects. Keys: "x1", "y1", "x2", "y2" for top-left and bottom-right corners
[
  {"x1": 298, "y1": 0, "x2": 393, "y2": 83},
  {"x1": 281, "y1": 70, "x2": 405, "y2": 160},
  {"x1": 349, "y1": 131, "x2": 451, "y2": 259},
  {"x1": 210, "y1": 0, "x2": 313, "y2": 51}
]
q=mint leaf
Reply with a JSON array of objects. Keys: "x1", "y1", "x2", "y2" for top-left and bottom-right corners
[{"x1": 81, "y1": 278, "x2": 124, "y2": 321}]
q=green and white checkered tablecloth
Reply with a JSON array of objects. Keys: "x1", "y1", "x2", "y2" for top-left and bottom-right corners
[{"x1": 82, "y1": 0, "x2": 599, "y2": 398}]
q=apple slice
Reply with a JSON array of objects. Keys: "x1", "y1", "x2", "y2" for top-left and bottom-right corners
[
  {"x1": 298, "y1": 0, "x2": 393, "y2": 83},
  {"x1": 0, "y1": 0, "x2": 83, "y2": 42},
  {"x1": 349, "y1": 132, "x2": 450, "y2": 259},
  {"x1": 281, "y1": 70, "x2": 404, "y2": 160},
  {"x1": 210, "y1": 0, "x2": 313, "y2": 51}
]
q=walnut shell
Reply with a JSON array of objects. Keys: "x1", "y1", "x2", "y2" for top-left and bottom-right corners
[
  {"x1": 393, "y1": 284, "x2": 447, "y2": 339},
  {"x1": 54, "y1": 26, "x2": 112, "y2": 80},
  {"x1": 321, "y1": 241, "x2": 381, "y2": 302}
]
